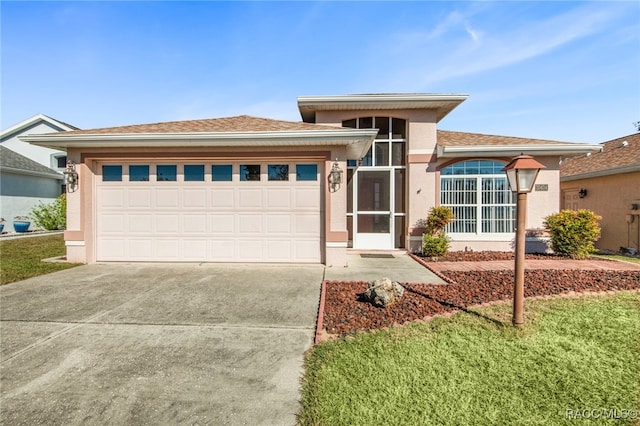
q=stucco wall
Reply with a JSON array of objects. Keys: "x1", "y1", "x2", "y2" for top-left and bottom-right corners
[
  {"x1": 314, "y1": 110, "x2": 563, "y2": 253},
  {"x1": 315, "y1": 109, "x2": 440, "y2": 251},
  {"x1": 407, "y1": 155, "x2": 560, "y2": 253},
  {"x1": 561, "y1": 171, "x2": 640, "y2": 252},
  {"x1": 64, "y1": 146, "x2": 346, "y2": 264},
  {"x1": 0, "y1": 171, "x2": 63, "y2": 229}
]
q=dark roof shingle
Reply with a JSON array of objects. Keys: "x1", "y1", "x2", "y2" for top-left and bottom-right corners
[
  {"x1": 437, "y1": 130, "x2": 583, "y2": 146},
  {"x1": 560, "y1": 133, "x2": 640, "y2": 178},
  {"x1": 0, "y1": 145, "x2": 62, "y2": 176},
  {"x1": 60, "y1": 115, "x2": 340, "y2": 135}
]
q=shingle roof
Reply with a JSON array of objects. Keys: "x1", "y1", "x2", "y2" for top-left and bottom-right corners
[
  {"x1": 560, "y1": 132, "x2": 640, "y2": 178},
  {"x1": 0, "y1": 145, "x2": 62, "y2": 176},
  {"x1": 60, "y1": 115, "x2": 340, "y2": 135},
  {"x1": 437, "y1": 130, "x2": 582, "y2": 146}
]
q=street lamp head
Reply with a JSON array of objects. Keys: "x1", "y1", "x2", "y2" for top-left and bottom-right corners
[{"x1": 502, "y1": 155, "x2": 546, "y2": 193}]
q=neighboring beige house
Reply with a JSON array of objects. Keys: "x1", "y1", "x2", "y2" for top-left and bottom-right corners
[
  {"x1": 560, "y1": 132, "x2": 640, "y2": 254},
  {"x1": 22, "y1": 93, "x2": 599, "y2": 265}
]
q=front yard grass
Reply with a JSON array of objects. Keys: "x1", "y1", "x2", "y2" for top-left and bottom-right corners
[
  {"x1": 300, "y1": 292, "x2": 640, "y2": 425},
  {"x1": 595, "y1": 253, "x2": 640, "y2": 265},
  {"x1": 0, "y1": 233, "x2": 81, "y2": 285}
]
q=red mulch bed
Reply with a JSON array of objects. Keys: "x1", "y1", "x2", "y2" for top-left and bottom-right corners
[
  {"x1": 421, "y1": 251, "x2": 564, "y2": 262},
  {"x1": 323, "y1": 269, "x2": 640, "y2": 336}
]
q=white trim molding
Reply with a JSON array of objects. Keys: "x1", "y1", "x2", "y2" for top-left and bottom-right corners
[
  {"x1": 298, "y1": 93, "x2": 468, "y2": 123},
  {"x1": 21, "y1": 129, "x2": 378, "y2": 161},
  {"x1": 437, "y1": 144, "x2": 602, "y2": 158}
]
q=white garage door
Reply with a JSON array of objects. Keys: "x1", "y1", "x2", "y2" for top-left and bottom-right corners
[{"x1": 96, "y1": 161, "x2": 322, "y2": 262}]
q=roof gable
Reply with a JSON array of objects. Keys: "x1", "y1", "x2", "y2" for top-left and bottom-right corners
[
  {"x1": 1, "y1": 114, "x2": 78, "y2": 141},
  {"x1": 560, "y1": 132, "x2": 640, "y2": 179}
]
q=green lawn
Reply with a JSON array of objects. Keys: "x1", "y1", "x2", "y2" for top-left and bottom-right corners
[
  {"x1": 300, "y1": 292, "x2": 640, "y2": 425},
  {"x1": 595, "y1": 254, "x2": 640, "y2": 265},
  {"x1": 0, "y1": 233, "x2": 81, "y2": 285}
]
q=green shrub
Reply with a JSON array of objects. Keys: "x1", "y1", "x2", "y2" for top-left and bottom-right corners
[
  {"x1": 544, "y1": 209, "x2": 601, "y2": 259},
  {"x1": 422, "y1": 206, "x2": 455, "y2": 257},
  {"x1": 422, "y1": 233, "x2": 450, "y2": 257},
  {"x1": 425, "y1": 206, "x2": 455, "y2": 236},
  {"x1": 30, "y1": 194, "x2": 66, "y2": 230}
]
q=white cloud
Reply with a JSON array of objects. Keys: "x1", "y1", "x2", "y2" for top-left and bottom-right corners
[{"x1": 386, "y1": 2, "x2": 631, "y2": 88}]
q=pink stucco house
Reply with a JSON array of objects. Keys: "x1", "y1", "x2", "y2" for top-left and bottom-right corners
[{"x1": 22, "y1": 93, "x2": 599, "y2": 266}]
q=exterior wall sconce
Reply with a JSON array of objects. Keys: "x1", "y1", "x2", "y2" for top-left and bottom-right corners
[
  {"x1": 579, "y1": 189, "x2": 588, "y2": 198},
  {"x1": 503, "y1": 154, "x2": 546, "y2": 327},
  {"x1": 328, "y1": 160, "x2": 344, "y2": 193},
  {"x1": 64, "y1": 161, "x2": 79, "y2": 192}
]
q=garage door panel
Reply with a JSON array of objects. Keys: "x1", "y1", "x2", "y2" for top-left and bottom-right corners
[
  {"x1": 211, "y1": 189, "x2": 235, "y2": 208},
  {"x1": 97, "y1": 161, "x2": 321, "y2": 263},
  {"x1": 98, "y1": 238, "x2": 126, "y2": 260},
  {"x1": 210, "y1": 214, "x2": 235, "y2": 233},
  {"x1": 210, "y1": 240, "x2": 237, "y2": 260},
  {"x1": 238, "y1": 214, "x2": 262, "y2": 234},
  {"x1": 295, "y1": 241, "x2": 320, "y2": 262},
  {"x1": 294, "y1": 188, "x2": 320, "y2": 209},
  {"x1": 126, "y1": 214, "x2": 153, "y2": 233},
  {"x1": 294, "y1": 214, "x2": 320, "y2": 235},
  {"x1": 183, "y1": 189, "x2": 207, "y2": 208},
  {"x1": 238, "y1": 189, "x2": 263, "y2": 208},
  {"x1": 100, "y1": 188, "x2": 125, "y2": 208},
  {"x1": 266, "y1": 189, "x2": 292, "y2": 209},
  {"x1": 156, "y1": 214, "x2": 180, "y2": 233},
  {"x1": 182, "y1": 240, "x2": 208, "y2": 260},
  {"x1": 238, "y1": 239, "x2": 264, "y2": 261},
  {"x1": 128, "y1": 189, "x2": 152, "y2": 208},
  {"x1": 98, "y1": 214, "x2": 125, "y2": 233},
  {"x1": 129, "y1": 239, "x2": 153, "y2": 259},
  {"x1": 156, "y1": 189, "x2": 180, "y2": 208},
  {"x1": 156, "y1": 239, "x2": 180, "y2": 259},
  {"x1": 266, "y1": 240, "x2": 292, "y2": 261},
  {"x1": 183, "y1": 215, "x2": 208, "y2": 233},
  {"x1": 266, "y1": 215, "x2": 292, "y2": 234}
]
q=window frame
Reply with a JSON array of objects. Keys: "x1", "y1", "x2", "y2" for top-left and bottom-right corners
[{"x1": 440, "y1": 160, "x2": 516, "y2": 238}]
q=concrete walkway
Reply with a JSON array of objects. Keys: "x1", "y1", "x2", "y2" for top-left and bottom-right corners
[
  {"x1": 0, "y1": 263, "x2": 324, "y2": 426},
  {"x1": 324, "y1": 252, "x2": 446, "y2": 283},
  {"x1": 426, "y1": 258, "x2": 640, "y2": 273}
]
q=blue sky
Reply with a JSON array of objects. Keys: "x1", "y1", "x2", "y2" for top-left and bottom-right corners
[{"x1": 2, "y1": 1, "x2": 638, "y2": 144}]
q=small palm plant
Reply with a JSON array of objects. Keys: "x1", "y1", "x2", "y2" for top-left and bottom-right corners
[{"x1": 422, "y1": 206, "x2": 455, "y2": 258}]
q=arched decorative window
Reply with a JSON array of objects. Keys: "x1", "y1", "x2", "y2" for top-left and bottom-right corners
[{"x1": 440, "y1": 160, "x2": 516, "y2": 234}]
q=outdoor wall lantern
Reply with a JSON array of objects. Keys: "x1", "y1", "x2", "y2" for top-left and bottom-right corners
[
  {"x1": 579, "y1": 188, "x2": 588, "y2": 198},
  {"x1": 64, "y1": 161, "x2": 79, "y2": 192},
  {"x1": 328, "y1": 160, "x2": 344, "y2": 193},
  {"x1": 503, "y1": 154, "x2": 546, "y2": 327}
]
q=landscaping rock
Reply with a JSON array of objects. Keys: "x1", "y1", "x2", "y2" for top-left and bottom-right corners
[
  {"x1": 363, "y1": 278, "x2": 405, "y2": 308},
  {"x1": 323, "y1": 269, "x2": 640, "y2": 336}
]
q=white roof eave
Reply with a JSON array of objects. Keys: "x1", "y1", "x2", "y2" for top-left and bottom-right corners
[
  {"x1": 297, "y1": 93, "x2": 469, "y2": 123},
  {"x1": 437, "y1": 144, "x2": 603, "y2": 158},
  {"x1": 0, "y1": 166, "x2": 64, "y2": 180},
  {"x1": 20, "y1": 129, "x2": 378, "y2": 160},
  {"x1": 561, "y1": 164, "x2": 640, "y2": 181}
]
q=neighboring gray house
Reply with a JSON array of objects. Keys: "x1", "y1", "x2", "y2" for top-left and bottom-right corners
[
  {"x1": 1, "y1": 146, "x2": 65, "y2": 231},
  {"x1": 1, "y1": 114, "x2": 77, "y2": 232},
  {"x1": 1, "y1": 114, "x2": 78, "y2": 171}
]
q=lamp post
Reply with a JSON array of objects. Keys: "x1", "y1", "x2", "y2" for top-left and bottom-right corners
[{"x1": 503, "y1": 155, "x2": 545, "y2": 326}]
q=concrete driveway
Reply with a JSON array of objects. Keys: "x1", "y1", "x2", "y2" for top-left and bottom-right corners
[{"x1": 0, "y1": 263, "x2": 324, "y2": 425}]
